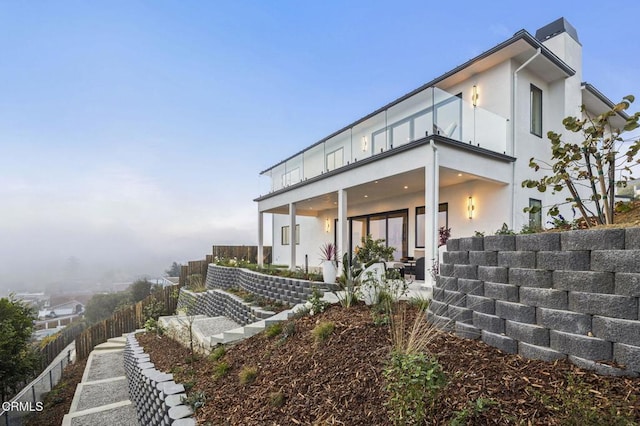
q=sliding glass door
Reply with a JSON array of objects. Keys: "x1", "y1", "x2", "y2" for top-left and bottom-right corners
[{"x1": 349, "y1": 209, "x2": 408, "y2": 260}]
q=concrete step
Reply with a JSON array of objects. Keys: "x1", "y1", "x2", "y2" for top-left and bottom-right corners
[
  {"x1": 107, "y1": 336, "x2": 126, "y2": 345},
  {"x1": 94, "y1": 341, "x2": 126, "y2": 350}
]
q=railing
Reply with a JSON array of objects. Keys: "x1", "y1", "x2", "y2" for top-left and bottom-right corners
[
  {"x1": 263, "y1": 86, "x2": 508, "y2": 192},
  {"x1": 74, "y1": 285, "x2": 180, "y2": 361},
  {"x1": 0, "y1": 343, "x2": 74, "y2": 426},
  {"x1": 37, "y1": 322, "x2": 85, "y2": 370}
]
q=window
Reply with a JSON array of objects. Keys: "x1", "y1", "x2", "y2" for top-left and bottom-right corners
[
  {"x1": 281, "y1": 168, "x2": 300, "y2": 187},
  {"x1": 326, "y1": 148, "x2": 343, "y2": 171},
  {"x1": 416, "y1": 203, "x2": 448, "y2": 248},
  {"x1": 529, "y1": 199, "x2": 542, "y2": 229},
  {"x1": 281, "y1": 225, "x2": 300, "y2": 245},
  {"x1": 349, "y1": 210, "x2": 408, "y2": 259},
  {"x1": 530, "y1": 84, "x2": 543, "y2": 137}
]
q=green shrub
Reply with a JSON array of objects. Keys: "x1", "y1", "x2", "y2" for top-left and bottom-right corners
[
  {"x1": 383, "y1": 351, "x2": 446, "y2": 425},
  {"x1": 209, "y1": 346, "x2": 225, "y2": 362},
  {"x1": 495, "y1": 223, "x2": 515, "y2": 235},
  {"x1": 238, "y1": 366, "x2": 258, "y2": 385},
  {"x1": 308, "y1": 286, "x2": 330, "y2": 315},
  {"x1": 312, "y1": 321, "x2": 335, "y2": 345},
  {"x1": 269, "y1": 391, "x2": 285, "y2": 408},
  {"x1": 450, "y1": 398, "x2": 497, "y2": 426},
  {"x1": 534, "y1": 374, "x2": 636, "y2": 425},
  {"x1": 181, "y1": 390, "x2": 206, "y2": 412},
  {"x1": 265, "y1": 323, "x2": 283, "y2": 338},
  {"x1": 212, "y1": 361, "x2": 230, "y2": 379}
]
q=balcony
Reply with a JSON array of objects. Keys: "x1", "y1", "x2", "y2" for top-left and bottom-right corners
[{"x1": 262, "y1": 86, "x2": 508, "y2": 193}]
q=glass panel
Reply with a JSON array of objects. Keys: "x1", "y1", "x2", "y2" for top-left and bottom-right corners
[
  {"x1": 351, "y1": 218, "x2": 367, "y2": 253},
  {"x1": 387, "y1": 212, "x2": 406, "y2": 260},
  {"x1": 304, "y1": 144, "x2": 324, "y2": 180},
  {"x1": 324, "y1": 129, "x2": 351, "y2": 169},
  {"x1": 270, "y1": 163, "x2": 286, "y2": 192},
  {"x1": 372, "y1": 129, "x2": 388, "y2": 154},
  {"x1": 284, "y1": 154, "x2": 303, "y2": 187},
  {"x1": 434, "y1": 91, "x2": 461, "y2": 140},
  {"x1": 391, "y1": 121, "x2": 411, "y2": 148},
  {"x1": 416, "y1": 206, "x2": 425, "y2": 248},
  {"x1": 438, "y1": 203, "x2": 449, "y2": 229},
  {"x1": 387, "y1": 87, "x2": 434, "y2": 144},
  {"x1": 414, "y1": 110, "x2": 433, "y2": 140},
  {"x1": 351, "y1": 111, "x2": 386, "y2": 161},
  {"x1": 326, "y1": 147, "x2": 344, "y2": 172},
  {"x1": 369, "y1": 215, "x2": 387, "y2": 242},
  {"x1": 531, "y1": 85, "x2": 542, "y2": 137},
  {"x1": 529, "y1": 199, "x2": 542, "y2": 229}
]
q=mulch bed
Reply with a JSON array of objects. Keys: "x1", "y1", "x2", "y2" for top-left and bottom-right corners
[
  {"x1": 23, "y1": 357, "x2": 87, "y2": 426},
  {"x1": 138, "y1": 303, "x2": 640, "y2": 425}
]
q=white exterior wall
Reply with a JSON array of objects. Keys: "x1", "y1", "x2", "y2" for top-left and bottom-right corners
[
  {"x1": 440, "y1": 180, "x2": 510, "y2": 237},
  {"x1": 261, "y1": 24, "x2": 610, "y2": 267}
]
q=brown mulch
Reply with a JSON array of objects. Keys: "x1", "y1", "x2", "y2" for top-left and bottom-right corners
[
  {"x1": 23, "y1": 357, "x2": 87, "y2": 426},
  {"x1": 138, "y1": 304, "x2": 640, "y2": 425}
]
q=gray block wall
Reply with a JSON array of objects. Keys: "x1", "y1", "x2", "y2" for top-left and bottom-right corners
[
  {"x1": 427, "y1": 229, "x2": 640, "y2": 376},
  {"x1": 205, "y1": 264, "x2": 334, "y2": 306},
  {"x1": 124, "y1": 334, "x2": 196, "y2": 426}
]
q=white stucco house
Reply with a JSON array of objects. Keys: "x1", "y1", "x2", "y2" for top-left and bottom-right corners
[{"x1": 254, "y1": 18, "x2": 627, "y2": 283}]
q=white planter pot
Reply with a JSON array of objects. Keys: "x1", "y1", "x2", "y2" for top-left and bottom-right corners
[{"x1": 322, "y1": 260, "x2": 337, "y2": 283}]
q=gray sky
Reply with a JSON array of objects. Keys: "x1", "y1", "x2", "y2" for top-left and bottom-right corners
[{"x1": 1, "y1": 1, "x2": 638, "y2": 293}]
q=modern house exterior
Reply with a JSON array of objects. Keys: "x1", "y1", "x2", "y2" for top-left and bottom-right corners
[{"x1": 254, "y1": 18, "x2": 627, "y2": 283}]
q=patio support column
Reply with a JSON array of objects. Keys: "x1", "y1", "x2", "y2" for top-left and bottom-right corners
[
  {"x1": 289, "y1": 202, "x2": 296, "y2": 271},
  {"x1": 424, "y1": 141, "x2": 439, "y2": 287},
  {"x1": 257, "y1": 211, "x2": 264, "y2": 267},
  {"x1": 337, "y1": 189, "x2": 348, "y2": 274}
]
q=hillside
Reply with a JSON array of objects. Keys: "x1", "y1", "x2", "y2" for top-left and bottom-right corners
[{"x1": 138, "y1": 303, "x2": 639, "y2": 425}]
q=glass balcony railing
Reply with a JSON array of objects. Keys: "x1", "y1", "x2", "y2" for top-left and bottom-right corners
[{"x1": 263, "y1": 86, "x2": 508, "y2": 192}]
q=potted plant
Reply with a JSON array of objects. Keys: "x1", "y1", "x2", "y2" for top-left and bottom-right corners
[{"x1": 319, "y1": 242, "x2": 338, "y2": 283}]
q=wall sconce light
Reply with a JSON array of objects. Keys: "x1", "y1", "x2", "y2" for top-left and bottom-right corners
[
  {"x1": 471, "y1": 85, "x2": 479, "y2": 107},
  {"x1": 468, "y1": 196, "x2": 475, "y2": 219},
  {"x1": 325, "y1": 218, "x2": 331, "y2": 233},
  {"x1": 361, "y1": 136, "x2": 368, "y2": 152}
]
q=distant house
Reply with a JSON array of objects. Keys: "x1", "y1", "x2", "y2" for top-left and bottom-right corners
[
  {"x1": 254, "y1": 17, "x2": 628, "y2": 283},
  {"x1": 38, "y1": 300, "x2": 84, "y2": 319}
]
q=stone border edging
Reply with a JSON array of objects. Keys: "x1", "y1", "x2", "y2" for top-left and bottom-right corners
[{"x1": 124, "y1": 333, "x2": 196, "y2": 426}]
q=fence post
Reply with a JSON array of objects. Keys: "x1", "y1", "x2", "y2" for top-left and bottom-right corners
[{"x1": 49, "y1": 369, "x2": 53, "y2": 390}]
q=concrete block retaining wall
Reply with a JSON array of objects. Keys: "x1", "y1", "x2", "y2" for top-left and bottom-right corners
[
  {"x1": 177, "y1": 288, "x2": 275, "y2": 326},
  {"x1": 124, "y1": 334, "x2": 195, "y2": 426},
  {"x1": 205, "y1": 264, "x2": 333, "y2": 305},
  {"x1": 428, "y1": 229, "x2": 640, "y2": 376}
]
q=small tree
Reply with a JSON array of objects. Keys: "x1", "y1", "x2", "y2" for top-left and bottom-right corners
[
  {"x1": 129, "y1": 279, "x2": 152, "y2": 303},
  {"x1": 522, "y1": 95, "x2": 640, "y2": 226},
  {"x1": 0, "y1": 296, "x2": 39, "y2": 401},
  {"x1": 166, "y1": 262, "x2": 183, "y2": 277}
]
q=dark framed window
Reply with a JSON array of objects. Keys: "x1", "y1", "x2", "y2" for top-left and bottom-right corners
[
  {"x1": 530, "y1": 84, "x2": 543, "y2": 137},
  {"x1": 281, "y1": 225, "x2": 300, "y2": 245},
  {"x1": 529, "y1": 199, "x2": 542, "y2": 229},
  {"x1": 416, "y1": 203, "x2": 448, "y2": 248},
  {"x1": 349, "y1": 209, "x2": 408, "y2": 259}
]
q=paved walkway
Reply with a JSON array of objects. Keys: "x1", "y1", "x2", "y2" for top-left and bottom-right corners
[{"x1": 62, "y1": 336, "x2": 139, "y2": 426}]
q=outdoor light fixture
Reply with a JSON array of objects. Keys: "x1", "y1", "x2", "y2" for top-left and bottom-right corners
[
  {"x1": 472, "y1": 85, "x2": 479, "y2": 107},
  {"x1": 325, "y1": 218, "x2": 331, "y2": 233},
  {"x1": 361, "y1": 136, "x2": 368, "y2": 152},
  {"x1": 468, "y1": 196, "x2": 475, "y2": 219}
]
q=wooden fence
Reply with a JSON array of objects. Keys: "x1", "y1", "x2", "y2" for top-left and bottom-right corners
[
  {"x1": 74, "y1": 285, "x2": 180, "y2": 360},
  {"x1": 37, "y1": 321, "x2": 85, "y2": 370}
]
